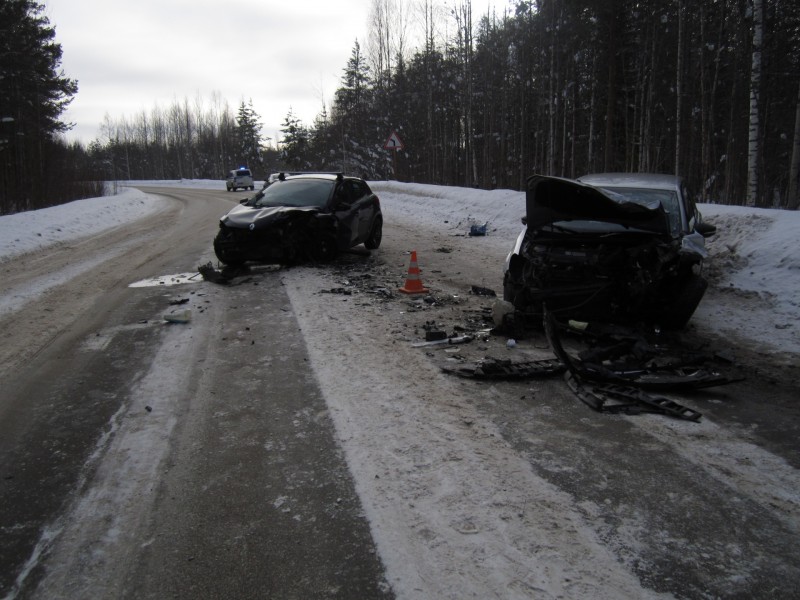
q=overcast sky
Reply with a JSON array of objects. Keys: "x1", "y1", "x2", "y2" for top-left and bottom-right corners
[{"x1": 44, "y1": 0, "x2": 509, "y2": 146}]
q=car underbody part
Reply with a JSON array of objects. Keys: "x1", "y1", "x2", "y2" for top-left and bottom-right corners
[
  {"x1": 437, "y1": 304, "x2": 742, "y2": 421},
  {"x1": 565, "y1": 373, "x2": 702, "y2": 421},
  {"x1": 441, "y1": 357, "x2": 565, "y2": 379},
  {"x1": 542, "y1": 308, "x2": 745, "y2": 420}
]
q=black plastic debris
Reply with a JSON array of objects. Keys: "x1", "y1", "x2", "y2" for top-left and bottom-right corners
[
  {"x1": 198, "y1": 262, "x2": 251, "y2": 285},
  {"x1": 442, "y1": 357, "x2": 565, "y2": 380},
  {"x1": 469, "y1": 223, "x2": 488, "y2": 236},
  {"x1": 470, "y1": 285, "x2": 497, "y2": 297},
  {"x1": 565, "y1": 373, "x2": 702, "y2": 421},
  {"x1": 426, "y1": 330, "x2": 448, "y2": 341},
  {"x1": 543, "y1": 309, "x2": 722, "y2": 421}
]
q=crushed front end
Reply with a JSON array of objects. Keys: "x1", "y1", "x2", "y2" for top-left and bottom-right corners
[
  {"x1": 504, "y1": 175, "x2": 708, "y2": 329},
  {"x1": 214, "y1": 205, "x2": 338, "y2": 266}
]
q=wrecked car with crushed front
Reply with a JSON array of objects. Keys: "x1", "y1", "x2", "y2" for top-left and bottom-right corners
[
  {"x1": 213, "y1": 172, "x2": 383, "y2": 266},
  {"x1": 503, "y1": 173, "x2": 716, "y2": 329}
]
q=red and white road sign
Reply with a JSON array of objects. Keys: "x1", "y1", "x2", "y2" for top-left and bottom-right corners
[{"x1": 384, "y1": 131, "x2": 404, "y2": 151}]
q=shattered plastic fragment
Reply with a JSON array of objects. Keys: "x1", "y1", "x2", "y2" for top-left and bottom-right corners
[{"x1": 164, "y1": 309, "x2": 191, "y2": 324}]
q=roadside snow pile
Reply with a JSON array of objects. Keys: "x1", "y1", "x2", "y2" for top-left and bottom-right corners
[
  {"x1": 372, "y1": 181, "x2": 524, "y2": 240},
  {"x1": 695, "y1": 204, "x2": 800, "y2": 357},
  {"x1": 701, "y1": 204, "x2": 799, "y2": 313},
  {"x1": 0, "y1": 187, "x2": 163, "y2": 263}
]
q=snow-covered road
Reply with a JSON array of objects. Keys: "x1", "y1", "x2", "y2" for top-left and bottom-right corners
[{"x1": 1, "y1": 181, "x2": 799, "y2": 599}]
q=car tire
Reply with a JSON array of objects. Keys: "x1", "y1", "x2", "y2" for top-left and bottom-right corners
[
  {"x1": 662, "y1": 274, "x2": 708, "y2": 329},
  {"x1": 308, "y1": 233, "x2": 338, "y2": 262},
  {"x1": 364, "y1": 217, "x2": 383, "y2": 249},
  {"x1": 213, "y1": 231, "x2": 245, "y2": 266}
]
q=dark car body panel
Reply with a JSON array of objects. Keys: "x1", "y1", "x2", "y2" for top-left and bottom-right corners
[{"x1": 525, "y1": 175, "x2": 670, "y2": 235}]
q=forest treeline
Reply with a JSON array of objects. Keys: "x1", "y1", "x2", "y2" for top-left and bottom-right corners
[{"x1": 2, "y1": 0, "x2": 800, "y2": 216}]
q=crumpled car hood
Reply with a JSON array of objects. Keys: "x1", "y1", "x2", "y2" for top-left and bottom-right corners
[
  {"x1": 221, "y1": 203, "x2": 319, "y2": 229},
  {"x1": 526, "y1": 175, "x2": 670, "y2": 235}
]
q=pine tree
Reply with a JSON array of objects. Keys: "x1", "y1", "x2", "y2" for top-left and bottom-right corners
[
  {"x1": 235, "y1": 99, "x2": 262, "y2": 170},
  {"x1": 1, "y1": 0, "x2": 78, "y2": 212},
  {"x1": 280, "y1": 107, "x2": 308, "y2": 169}
]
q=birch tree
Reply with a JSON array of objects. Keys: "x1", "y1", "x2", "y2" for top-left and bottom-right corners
[{"x1": 746, "y1": 0, "x2": 764, "y2": 206}]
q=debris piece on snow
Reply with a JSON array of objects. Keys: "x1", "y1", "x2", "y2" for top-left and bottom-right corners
[
  {"x1": 412, "y1": 334, "x2": 474, "y2": 348},
  {"x1": 470, "y1": 285, "x2": 496, "y2": 297},
  {"x1": 441, "y1": 357, "x2": 565, "y2": 379},
  {"x1": 197, "y1": 262, "x2": 251, "y2": 285},
  {"x1": 164, "y1": 309, "x2": 191, "y2": 324},
  {"x1": 425, "y1": 330, "x2": 448, "y2": 341},
  {"x1": 198, "y1": 262, "x2": 231, "y2": 284},
  {"x1": 469, "y1": 223, "x2": 488, "y2": 236}
]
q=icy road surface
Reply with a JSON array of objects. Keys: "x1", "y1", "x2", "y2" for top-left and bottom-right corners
[{"x1": 0, "y1": 181, "x2": 798, "y2": 599}]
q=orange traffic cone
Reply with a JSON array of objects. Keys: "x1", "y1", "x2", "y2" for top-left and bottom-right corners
[{"x1": 399, "y1": 251, "x2": 429, "y2": 294}]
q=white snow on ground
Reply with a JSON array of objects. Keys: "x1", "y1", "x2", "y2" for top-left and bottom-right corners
[
  {"x1": 2, "y1": 180, "x2": 799, "y2": 598},
  {"x1": 0, "y1": 187, "x2": 162, "y2": 263}
]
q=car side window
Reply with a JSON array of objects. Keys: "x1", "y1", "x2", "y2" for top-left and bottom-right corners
[
  {"x1": 351, "y1": 181, "x2": 371, "y2": 202},
  {"x1": 334, "y1": 183, "x2": 351, "y2": 205}
]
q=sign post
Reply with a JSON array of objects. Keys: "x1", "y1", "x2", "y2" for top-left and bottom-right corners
[{"x1": 383, "y1": 131, "x2": 404, "y2": 180}]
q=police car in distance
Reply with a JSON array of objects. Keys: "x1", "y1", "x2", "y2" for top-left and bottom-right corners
[{"x1": 226, "y1": 168, "x2": 254, "y2": 191}]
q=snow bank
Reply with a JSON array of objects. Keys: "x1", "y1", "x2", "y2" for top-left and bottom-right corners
[{"x1": 0, "y1": 187, "x2": 163, "y2": 263}]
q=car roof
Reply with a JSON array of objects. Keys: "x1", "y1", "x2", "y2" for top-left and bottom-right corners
[
  {"x1": 578, "y1": 172, "x2": 682, "y2": 191},
  {"x1": 279, "y1": 172, "x2": 364, "y2": 183}
]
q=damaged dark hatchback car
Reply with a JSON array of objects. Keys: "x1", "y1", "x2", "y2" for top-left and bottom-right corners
[
  {"x1": 213, "y1": 172, "x2": 383, "y2": 265},
  {"x1": 503, "y1": 173, "x2": 716, "y2": 329}
]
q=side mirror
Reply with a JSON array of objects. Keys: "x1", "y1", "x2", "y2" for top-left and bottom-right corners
[{"x1": 695, "y1": 221, "x2": 716, "y2": 238}]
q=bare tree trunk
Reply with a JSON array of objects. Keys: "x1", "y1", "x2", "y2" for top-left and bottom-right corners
[
  {"x1": 587, "y1": 55, "x2": 596, "y2": 171},
  {"x1": 675, "y1": 0, "x2": 683, "y2": 176},
  {"x1": 603, "y1": 4, "x2": 618, "y2": 172},
  {"x1": 548, "y1": 1, "x2": 556, "y2": 175},
  {"x1": 746, "y1": 0, "x2": 764, "y2": 206},
  {"x1": 788, "y1": 79, "x2": 800, "y2": 210}
]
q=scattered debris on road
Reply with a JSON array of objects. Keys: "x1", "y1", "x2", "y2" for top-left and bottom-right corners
[{"x1": 163, "y1": 309, "x2": 191, "y2": 324}]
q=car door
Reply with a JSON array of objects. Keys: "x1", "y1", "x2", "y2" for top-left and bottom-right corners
[
  {"x1": 332, "y1": 181, "x2": 361, "y2": 248},
  {"x1": 348, "y1": 180, "x2": 375, "y2": 241}
]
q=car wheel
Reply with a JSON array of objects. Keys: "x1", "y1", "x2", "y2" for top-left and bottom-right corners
[
  {"x1": 308, "y1": 233, "x2": 338, "y2": 262},
  {"x1": 364, "y1": 217, "x2": 383, "y2": 249},
  {"x1": 213, "y1": 231, "x2": 245, "y2": 266},
  {"x1": 661, "y1": 274, "x2": 708, "y2": 329}
]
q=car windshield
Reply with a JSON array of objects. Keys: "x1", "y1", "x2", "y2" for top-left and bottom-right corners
[
  {"x1": 599, "y1": 187, "x2": 681, "y2": 236},
  {"x1": 253, "y1": 179, "x2": 334, "y2": 208}
]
